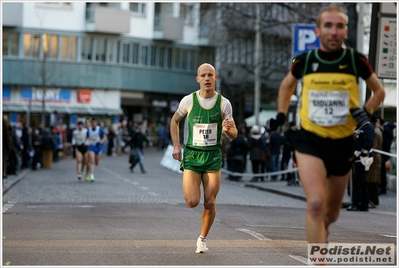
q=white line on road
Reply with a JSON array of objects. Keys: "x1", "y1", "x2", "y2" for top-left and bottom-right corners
[
  {"x1": 380, "y1": 234, "x2": 397, "y2": 238},
  {"x1": 370, "y1": 211, "x2": 396, "y2": 216},
  {"x1": 289, "y1": 255, "x2": 308, "y2": 265},
  {"x1": 235, "y1": 228, "x2": 271, "y2": 240}
]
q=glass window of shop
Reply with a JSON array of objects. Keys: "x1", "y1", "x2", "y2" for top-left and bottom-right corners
[
  {"x1": 24, "y1": 34, "x2": 40, "y2": 57},
  {"x1": 43, "y1": 34, "x2": 58, "y2": 59}
]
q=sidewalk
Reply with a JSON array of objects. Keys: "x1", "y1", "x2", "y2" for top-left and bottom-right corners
[{"x1": 3, "y1": 148, "x2": 397, "y2": 212}]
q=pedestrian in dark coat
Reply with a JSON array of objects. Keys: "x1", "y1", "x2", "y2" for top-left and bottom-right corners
[
  {"x1": 129, "y1": 125, "x2": 149, "y2": 173},
  {"x1": 366, "y1": 117, "x2": 383, "y2": 207},
  {"x1": 248, "y1": 125, "x2": 266, "y2": 182}
]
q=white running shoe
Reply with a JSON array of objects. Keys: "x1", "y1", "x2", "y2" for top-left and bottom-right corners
[{"x1": 195, "y1": 237, "x2": 209, "y2": 254}]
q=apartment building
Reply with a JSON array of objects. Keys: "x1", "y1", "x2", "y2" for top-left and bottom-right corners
[{"x1": 2, "y1": 2, "x2": 214, "y2": 128}]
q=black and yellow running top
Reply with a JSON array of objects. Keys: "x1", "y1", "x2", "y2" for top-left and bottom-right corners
[
  {"x1": 298, "y1": 48, "x2": 361, "y2": 139},
  {"x1": 186, "y1": 92, "x2": 223, "y2": 150}
]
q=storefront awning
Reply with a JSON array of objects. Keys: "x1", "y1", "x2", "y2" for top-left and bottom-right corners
[{"x1": 2, "y1": 102, "x2": 123, "y2": 116}]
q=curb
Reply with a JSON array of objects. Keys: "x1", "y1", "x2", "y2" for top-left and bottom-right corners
[
  {"x1": 244, "y1": 183, "x2": 352, "y2": 208},
  {"x1": 2, "y1": 169, "x2": 30, "y2": 195}
]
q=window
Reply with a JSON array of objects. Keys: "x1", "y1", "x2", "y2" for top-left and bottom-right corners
[
  {"x1": 173, "y1": 48, "x2": 180, "y2": 69},
  {"x1": 132, "y1": 42, "x2": 139, "y2": 64},
  {"x1": 141, "y1": 44, "x2": 148, "y2": 65},
  {"x1": 150, "y1": 45, "x2": 157, "y2": 66},
  {"x1": 182, "y1": 49, "x2": 187, "y2": 70},
  {"x1": 24, "y1": 34, "x2": 40, "y2": 57},
  {"x1": 107, "y1": 39, "x2": 117, "y2": 63},
  {"x1": 122, "y1": 41, "x2": 130, "y2": 63},
  {"x1": 166, "y1": 47, "x2": 172, "y2": 68},
  {"x1": 159, "y1": 47, "x2": 165, "y2": 67},
  {"x1": 61, "y1": 36, "x2": 76, "y2": 60},
  {"x1": 95, "y1": 38, "x2": 106, "y2": 62},
  {"x1": 2, "y1": 31, "x2": 8, "y2": 56},
  {"x1": 129, "y1": 3, "x2": 146, "y2": 15},
  {"x1": 189, "y1": 50, "x2": 195, "y2": 71},
  {"x1": 180, "y1": 4, "x2": 194, "y2": 25},
  {"x1": 43, "y1": 34, "x2": 58, "y2": 58},
  {"x1": 81, "y1": 37, "x2": 93, "y2": 61}
]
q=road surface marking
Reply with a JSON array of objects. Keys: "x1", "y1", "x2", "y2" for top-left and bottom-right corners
[
  {"x1": 235, "y1": 228, "x2": 272, "y2": 240},
  {"x1": 289, "y1": 255, "x2": 308, "y2": 264}
]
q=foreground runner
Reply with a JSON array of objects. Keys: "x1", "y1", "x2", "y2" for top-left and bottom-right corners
[
  {"x1": 170, "y1": 63, "x2": 237, "y2": 253},
  {"x1": 87, "y1": 118, "x2": 107, "y2": 182},
  {"x1": 267, "y1": 5, "x2": 385, "y2": 247},
  {"x1": 72, "y1": 121, "x2": 88, "y2": 180}
]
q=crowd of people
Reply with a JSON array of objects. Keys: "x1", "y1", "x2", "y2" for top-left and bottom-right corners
[
  {"x1": 222, "y1": 122, "x2": 298, "y2": 184},
  {"x1": 2, "y1": 116, "x2": 171, "y2": 182}
]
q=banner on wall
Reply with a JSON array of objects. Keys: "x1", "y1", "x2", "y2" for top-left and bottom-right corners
[
  {"x1": 78, "y1": 90, "x2": 92, "y2": 103},
  {"x1": 21, "y1": 87, "x2": 71, "y2": 103},
  {"x1": 3, "y1": 86, "x2": 11, "y2": 101}
]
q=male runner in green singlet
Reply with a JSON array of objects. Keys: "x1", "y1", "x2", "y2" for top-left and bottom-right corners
[{"x1": 170, "y1": 63, "x2": 238, "y2": 253}]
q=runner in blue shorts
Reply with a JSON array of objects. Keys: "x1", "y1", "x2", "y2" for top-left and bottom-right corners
[{"x1": 86, "y1": 118, "x2": 107, "y2": 182}]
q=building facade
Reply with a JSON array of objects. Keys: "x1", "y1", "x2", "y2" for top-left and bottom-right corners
[{"x1": 2, "y1": 2, "x2": 214, "y2": 129}]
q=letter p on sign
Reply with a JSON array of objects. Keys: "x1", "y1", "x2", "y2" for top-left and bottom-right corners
[
  {"x1": 298, "y1": 29, "x2": 317, "y2": 50},
  {"x1": 293, "y1": 24, "x2": 320, "y2": 57}
]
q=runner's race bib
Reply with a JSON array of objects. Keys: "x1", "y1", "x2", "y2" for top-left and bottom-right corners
[
  {"x1": 308, "y1": 90, "x2": 349, "y2": 126},
  {"x1": 192, "y1": 123, "x2": 217, "y2": 146}
]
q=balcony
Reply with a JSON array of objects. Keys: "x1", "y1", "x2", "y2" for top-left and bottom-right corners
[
  {"x1": 85, "y1": 6, "x2": 130, "y2": 34},
  {"x1": 154, "y1": 15, "x2": 184, "y2": 41},
  {"x1": 2, "y1": 3, "x2": 23, "y2": 27}
]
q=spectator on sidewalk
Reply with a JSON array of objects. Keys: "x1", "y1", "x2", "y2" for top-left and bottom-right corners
[
  {"x1": 268, "y1": 129, "x2": 284, "y2": 181},
  {"x1": 41, "y1": 129, "x2": 56, "y2": 169},
  {"x1": 379, "y1": 118, "x2": 396, "y2": 195},
  {"x1": 32, "y1": 129, "x2": 43, "y2": 171},
  {"x1": 227, "y1": 126, "x2": 248, "y2": 181},
  {"x1": 248, "y1": 125, "x2": 266, "y2": 182},
  {"x1": 280, "y1": 122, "x2": 297, "y2": 181},
  {"x1": 366, "y1": 116, "x2": 383, "y2": 208},
  {"x1": 129, "y1": 125, "x2": 149, "y2": 174}
]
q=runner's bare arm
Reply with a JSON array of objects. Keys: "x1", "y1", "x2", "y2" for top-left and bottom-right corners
[{"x1": 170, "y1": 111, "x2": 185, "y2": 161}]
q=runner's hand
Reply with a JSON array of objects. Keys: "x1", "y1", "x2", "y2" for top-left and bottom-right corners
[{"x1": 172, "y1": 145, "x2": 182, "y2": 162}]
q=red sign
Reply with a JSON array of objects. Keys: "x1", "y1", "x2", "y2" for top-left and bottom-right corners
[{"x1": 78, "y1": 90, "x2": 91, "y2": 103}]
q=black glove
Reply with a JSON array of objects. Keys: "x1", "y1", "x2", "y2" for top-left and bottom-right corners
[
  {"x1": 266, "y1": 113, "x2": 286, "y2": 132},
  {"x1": 350, "y1": 107, "x2": 370, "y2": 126},
  {"x1": 96, "y1": 142, "x2": 102, "y2": 146}
]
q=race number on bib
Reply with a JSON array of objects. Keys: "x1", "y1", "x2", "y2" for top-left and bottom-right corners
[
  {"x1": 192, "y1": 123, "x2": 217, "y2": 146},
  {"x1": 308, "y1": 90, "x2": 349, "y2": 127}
]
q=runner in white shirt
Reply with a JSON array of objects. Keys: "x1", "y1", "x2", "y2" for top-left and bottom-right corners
[{"x1": 72, "y1": 121, "x2": 88, "y2": 180}]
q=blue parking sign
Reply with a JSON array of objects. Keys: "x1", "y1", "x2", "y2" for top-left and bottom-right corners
[{"x1": 293, "y1": 24, "x2": 320, "y2": 57}]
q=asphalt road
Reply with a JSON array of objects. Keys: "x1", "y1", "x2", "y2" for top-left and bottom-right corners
[{"x1": 2, "y1": 147, "x2": 397, "y2": 266}]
